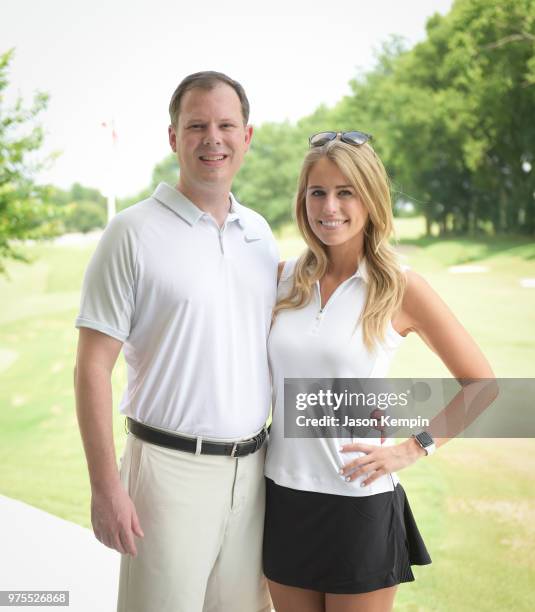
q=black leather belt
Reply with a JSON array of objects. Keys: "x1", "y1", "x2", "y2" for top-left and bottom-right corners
[{"x1": 126, "y1": 417, "x2": 268, "y2": 458}]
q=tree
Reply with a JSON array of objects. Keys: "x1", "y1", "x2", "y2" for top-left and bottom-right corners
[
  {"x1": 335, "y1": 0, "x2": 535, "y2": 236},
  {"x1": 231, "y1": 121, "x2": 306, "y2": 227},
  {"x1": 406, "y1": 0, "x2": 535, "y2": 235},
  {"x1": 64, "y1": 200, "x2": 107, "y2": 233},
  {"x1": 0, "y1": 49, "x2": 60, "y2": 273}
]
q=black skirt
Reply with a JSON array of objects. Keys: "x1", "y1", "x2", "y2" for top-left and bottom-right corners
[{"x1": 263, "y1": 478, "x2": 431, "y2": 594}]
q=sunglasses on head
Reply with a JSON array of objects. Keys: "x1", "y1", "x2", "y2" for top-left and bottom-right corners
[{"x1": 309, "y1": 131, "x2": 373, "y2": 148}]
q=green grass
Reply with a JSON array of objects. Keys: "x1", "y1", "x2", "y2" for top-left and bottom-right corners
[
  {"x1": 391, "y1": 438, "x2": 535, "y2": 611},
  {"x1": 1, "y1": 220, "x2": 534, "y2": 610}
]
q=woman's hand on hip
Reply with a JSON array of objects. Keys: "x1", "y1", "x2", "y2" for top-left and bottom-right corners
[{"x1": 338, "y1": 439, "x2": 426, "y2": 486}]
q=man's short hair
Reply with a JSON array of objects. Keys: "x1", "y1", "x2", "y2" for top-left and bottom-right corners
[{"x1": 169, "y1": 71, "x2": 250, "y2": 127}]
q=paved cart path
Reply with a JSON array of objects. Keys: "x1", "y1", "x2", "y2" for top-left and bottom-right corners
[{"x1": 0, "y1": 495, "x2": 119, "y2": 611}]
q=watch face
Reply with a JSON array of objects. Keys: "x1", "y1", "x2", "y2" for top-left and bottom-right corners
[{"x1": 416, "y1": 432, "x2": 434, "y2": 447}]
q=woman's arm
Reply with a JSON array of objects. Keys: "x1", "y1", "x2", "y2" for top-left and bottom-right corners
[
  {"x1": 341, "y1": 270, "x2": 496, "y2": 485},
  {"x1": 393, "y1": 270, "x2": 494, "y2": 378}
]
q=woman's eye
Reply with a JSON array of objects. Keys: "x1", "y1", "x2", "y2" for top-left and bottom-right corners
[
  {"x1": 311, "y1": 190, "x2": 325, "y2": 197},
  {"x1": 339, "y1": 190, "x2": 353, "y2": 197}
]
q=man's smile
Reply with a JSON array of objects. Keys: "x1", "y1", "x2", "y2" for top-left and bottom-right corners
[{"x1": 198, "y1": 153, "x2": 229, "y2": 166}]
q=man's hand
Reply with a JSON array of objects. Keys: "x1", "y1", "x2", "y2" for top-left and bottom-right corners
[{"x1": 91, "y1": 482, "x2": 144, "y2": 556}]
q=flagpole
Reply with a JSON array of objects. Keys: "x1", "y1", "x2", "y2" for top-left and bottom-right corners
[{"x1": 100, "y1": 119, "x2": 117, "y2": 223}]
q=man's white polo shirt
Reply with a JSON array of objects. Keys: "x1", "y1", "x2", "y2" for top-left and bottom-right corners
[{"x1": 75, "y1": 182, "x2": 278, "y2": 439}]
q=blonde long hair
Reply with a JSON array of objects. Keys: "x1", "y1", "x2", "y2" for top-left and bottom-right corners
[{"x1": 274, "y1": 139, "x2": 406, "y2": 351}]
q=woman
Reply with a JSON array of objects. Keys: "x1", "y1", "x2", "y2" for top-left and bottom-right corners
[{"x1": 263, "y1": 131, "x2": 494, "y2": 611}]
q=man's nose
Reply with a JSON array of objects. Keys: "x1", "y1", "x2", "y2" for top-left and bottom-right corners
[{"x1": 203, "y1": 124, "x2": 222, "y2": 146}]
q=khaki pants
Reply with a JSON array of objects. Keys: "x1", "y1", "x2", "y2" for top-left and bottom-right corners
[{"x1": 117, "y1": 434, "x2": 271, "y2": 612}]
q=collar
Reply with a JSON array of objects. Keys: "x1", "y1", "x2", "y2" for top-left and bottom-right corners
[
  {"x1": 351, "y1": 258, "x2": 369, "y2": 283},
  {"x1": 152, "y1": 183, "x2": 261, "y2": 240},
  {"x1": 228, "y1": 193, "x2": 261, "y2": 240},
  {"x1": 153, "y1": 182, "x2": 204, "y2": 226}
]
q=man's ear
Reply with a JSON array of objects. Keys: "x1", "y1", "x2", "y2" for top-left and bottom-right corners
[
  {"x1": 168, "y1": 124, "x2": 177, "y2": 153},
  {"x1": 244, "y1": 125, "x2": 253, "y2": 151}
]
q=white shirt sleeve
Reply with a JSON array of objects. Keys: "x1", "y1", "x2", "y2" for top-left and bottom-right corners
[{"x1": 75, "y1": 214, "x2": 138, "y2": 342}]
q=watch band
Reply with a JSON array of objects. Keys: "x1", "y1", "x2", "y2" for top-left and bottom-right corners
[{"x1": 412, "y1": 431, "x2": 436, "y2": 456}]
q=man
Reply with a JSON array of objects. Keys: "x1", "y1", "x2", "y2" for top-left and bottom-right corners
[{"x1": 74, "y1": 71, "x2": 278, "y2": 612}]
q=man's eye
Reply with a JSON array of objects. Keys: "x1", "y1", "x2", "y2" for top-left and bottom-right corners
[
  {"x1": 221, "y1": 123, "x2": 235, "y2": 128},
  {"x1": 189, "y1": 124, "x2": 203, "y2": 129}
]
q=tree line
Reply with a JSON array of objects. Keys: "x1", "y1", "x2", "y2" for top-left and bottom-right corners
[
  {"x1": 1, "y1": 0, "x2": 534, "y2": 272},
  {"x1": 131, "y1": 0, "x2": 535, "y2": 236}
]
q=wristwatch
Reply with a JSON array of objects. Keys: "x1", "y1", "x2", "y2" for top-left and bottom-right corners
[{"x1": 412, "y1": 431, "x2": 436, "y2": 456}]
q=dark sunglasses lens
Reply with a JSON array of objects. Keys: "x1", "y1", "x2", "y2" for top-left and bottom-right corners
[
  {"x1": 344, "y1": 131, "x2": 370, "y2": 145},
  {"x1": 309, "y1": 132, "x2": 336, "y2": 147}
]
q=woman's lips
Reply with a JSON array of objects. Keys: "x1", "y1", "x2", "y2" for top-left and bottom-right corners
[{"x1": 319, "y1": 219, "x2": 348, "y2": 229}]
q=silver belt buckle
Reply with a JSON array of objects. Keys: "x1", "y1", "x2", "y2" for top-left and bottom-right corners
[{"x1": 231, "y1": 442, "x2": 238, "y2": 458}]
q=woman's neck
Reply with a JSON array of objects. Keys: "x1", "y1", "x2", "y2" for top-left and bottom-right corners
[{"x1": 325, "y1": 241, "x2": 364, "y2": 280}]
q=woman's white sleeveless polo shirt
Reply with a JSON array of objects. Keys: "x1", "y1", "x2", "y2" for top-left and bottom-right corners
[{"x1": 265, "y1": 258, "x2": 406, "y2": 497}]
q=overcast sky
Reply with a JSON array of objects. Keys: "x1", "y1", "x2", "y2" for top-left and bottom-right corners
[{"x1": 2, "y1": 0, "x2": 453, "y2": 198}]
